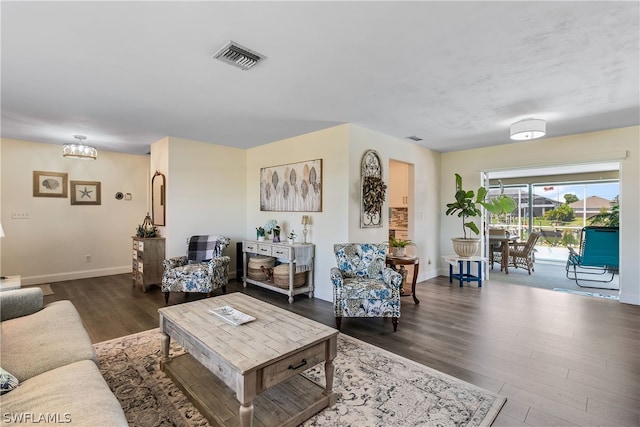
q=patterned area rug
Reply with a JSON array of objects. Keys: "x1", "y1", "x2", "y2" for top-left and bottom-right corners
[{"x1": 94, "y1": 329, "x2": 505, "y2": 427}]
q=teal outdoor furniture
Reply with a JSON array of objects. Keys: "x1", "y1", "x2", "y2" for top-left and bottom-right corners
[{"x1": 566, "y1": 227, "x2": 619, "y2": 289}]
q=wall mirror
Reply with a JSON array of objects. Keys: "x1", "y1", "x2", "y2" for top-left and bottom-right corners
[{"x1": 152, "y1": 171, "x2": 166, "y2": 226}]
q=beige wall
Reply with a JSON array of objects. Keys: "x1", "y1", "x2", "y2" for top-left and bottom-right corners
[
  {"x1": 348, "y1": 125, "x2": 441, "y2": 278},
  {"x1": 245, "y1": 124, "x2": 441, "y2": 302},
  {"x1": 3, "y1": 125, "x2": 638, "y2": 307},
  {"x1": 440, "y1": 126, "x2": 640, "y2": 305},
  {"x1": 0, "y1": 138, "x2": 149, "y2": 284},
  {"x1": 160, "y1": 137, "x2": 247, "y2": 272},
  {"x1": 246, "y1": 125, "x2": 350, "y2": 302}
]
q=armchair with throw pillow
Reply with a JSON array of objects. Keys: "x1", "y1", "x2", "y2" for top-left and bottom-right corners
[
  {"x1": 161, "y1": 235, "x2": 231, "y2": 304},
  {"x1": 331, "y1": 243, "x2": 403, "y2": 332}
]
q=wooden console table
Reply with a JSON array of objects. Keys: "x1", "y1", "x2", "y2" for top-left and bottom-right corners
[
  {"x1": 242, "y1": 240, "x2": 314, "y2": 303},
  {"x1": 385, "y1": 256, "x2": 420, "y2": 304}
]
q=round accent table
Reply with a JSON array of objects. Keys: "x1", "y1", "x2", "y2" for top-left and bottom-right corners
[{"x1": 385, "y1": 256, "x2": 420, "y2": 304}]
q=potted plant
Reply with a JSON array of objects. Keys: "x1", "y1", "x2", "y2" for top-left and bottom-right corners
[
  {"x1": 287, "y1": 230, "x2": 297, "y2": 244},
  {"x1": 256, "y1": 226, "x2": 266, "y2": 241},
  {"x1": 389, "y1": 236, "x2": 415, "y2": 257},
  {"x1": 445, "y1": 173, "x2": 516, "y2": 257}
]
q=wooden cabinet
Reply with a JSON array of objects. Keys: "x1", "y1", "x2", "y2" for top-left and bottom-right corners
[
  {"x1": 132, "y1": 236, "x2": 165, "y2": 292},
  {"x1": 242, "y1": 240, "x2": 314, "y2": 303},
  {"x1": 389, "y1": 161, "x2": 409, "y2": 207}
]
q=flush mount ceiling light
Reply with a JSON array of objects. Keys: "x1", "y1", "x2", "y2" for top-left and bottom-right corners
[
  {"x1": 212, "y1": 41, "x2": 266, "y2": 70},
  {"x1": 510, "y1": 119, "x2": 546, "y2": 141},
  {"x1": 63, "y1": 135, "x2": 97, "y2": 160}
]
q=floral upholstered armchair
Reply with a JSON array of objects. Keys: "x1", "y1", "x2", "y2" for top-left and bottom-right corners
[
  {"x1": 331, "y1": 243, "x2": 403, "y2": 332},
  {"x1": 161, "y1": 235, "x2": 231, "y2": 304}
]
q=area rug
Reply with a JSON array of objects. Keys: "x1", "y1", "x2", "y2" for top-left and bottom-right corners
[
  {"x1": 94, "y1": 329, "x2": 505, "y2": 427},
  {"x1": 23, "y1": 283, "x2": 54, "y2": 296},
  {"x1": 553, "y1": 288, "x2": 620, "y2": 300}
]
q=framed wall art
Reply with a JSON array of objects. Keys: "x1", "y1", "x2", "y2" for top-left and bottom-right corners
[
  {"x1": 260, "y1": 159, "x2": 322, "y2": 212},
  {"x1": 70, "y1": 181, "x2": 101, "y2": 205},
  {"x1": 360, "y1": 149, "x2": 386, "y2": 228},
  {"x1": 33, "y1": 171, "x2": 68, "y2": 198}
]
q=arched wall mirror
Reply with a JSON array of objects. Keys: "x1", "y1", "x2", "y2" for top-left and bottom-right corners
[{"x1": 152, "y1": 171, "x2": 166, "y2": 226}]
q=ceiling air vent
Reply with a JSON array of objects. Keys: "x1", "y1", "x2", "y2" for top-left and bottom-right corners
[
  {"x1": 406, "y1": 135, "x2": 423, "y2": 141},
  {"x1": 212, "y1": 41, "x2": 266, "y2": 70}
]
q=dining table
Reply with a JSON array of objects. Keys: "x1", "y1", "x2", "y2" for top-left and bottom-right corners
[{"x1": 488, "y1": 235, "x2": 519, "y2": 274}]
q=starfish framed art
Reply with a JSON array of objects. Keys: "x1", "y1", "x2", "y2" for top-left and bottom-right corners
[{"x1": 70, "y1": 180, "x2": 101, "y2": 205}]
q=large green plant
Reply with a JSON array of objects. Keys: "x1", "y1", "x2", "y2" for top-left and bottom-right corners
[
  {"x1": 588, "y1": 204, "x2": 619, "y2": 227},
  {"x1": 445, "y1": 174, "x2": 517, "y2": 239}
]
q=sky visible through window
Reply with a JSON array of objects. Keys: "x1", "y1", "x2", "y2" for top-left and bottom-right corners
[{"x1": 534, "y1": 182, "x2": 619, "y2": 202}]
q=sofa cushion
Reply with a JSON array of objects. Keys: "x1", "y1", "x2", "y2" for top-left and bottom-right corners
[
  {"x1": 0, "y1": 288, "x2": 43, "y2": 321},
  {"x1": 0, "y1": 359, "x2": 128, "y2": 426},
  {"x1": 0, "y1": 367, "x2": 19, "y2": 394},
  {"x1": 0, "y1": 301, "x2": 97, "y2": 381}
]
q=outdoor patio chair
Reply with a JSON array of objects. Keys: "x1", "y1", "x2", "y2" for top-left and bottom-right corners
[
  {"x1": 488, "y1": 228, "x2": 509, "y2": 270},
  {"x1": 566, "y1": 226, "x2": 619, "y2": 289},
  {"x1": 508, "y1": 231, "x2": 541, "y2": 274}
]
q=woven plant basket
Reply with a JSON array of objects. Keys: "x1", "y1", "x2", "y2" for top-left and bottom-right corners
[
  {"x1": 247, "y1": 256, "x2": 276, "y2": 280},
  {"x1": 272, "y1": 264, "x2": 306, "y2": 289}
]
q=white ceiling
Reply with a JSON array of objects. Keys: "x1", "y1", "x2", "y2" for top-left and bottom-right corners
[{"x1": 2, "y1": 1, "x2": 638, "y2": 155}]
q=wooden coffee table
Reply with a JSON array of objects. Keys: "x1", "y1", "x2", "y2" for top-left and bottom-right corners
[{"x1": 158, "y1": 292, "x2": 338, "y2": 427}]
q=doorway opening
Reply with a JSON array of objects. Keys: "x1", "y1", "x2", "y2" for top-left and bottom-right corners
[
  {"x1": 483, "y1": 162, "x2": 620, "y2": 298},
  {"x1": 388, "y1": 160, "x2": 412, "y2": 242}
]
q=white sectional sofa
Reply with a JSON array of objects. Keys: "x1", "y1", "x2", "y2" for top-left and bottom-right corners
[{"x1": 0, "y1": 287, "x2": 128, "y2": 426}]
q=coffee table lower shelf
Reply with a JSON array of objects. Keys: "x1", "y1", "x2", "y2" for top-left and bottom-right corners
[{"x1": 161, "y1": 353, "x2": 335, "y2": 427}]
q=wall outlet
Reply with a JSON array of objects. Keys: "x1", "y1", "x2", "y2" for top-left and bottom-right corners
[
  {"x1": 11, "y1": 212, "x2": 30, "y2": 219},
  {"x1": 85, "y1": 255, "x2": 92, "y2": 262}
]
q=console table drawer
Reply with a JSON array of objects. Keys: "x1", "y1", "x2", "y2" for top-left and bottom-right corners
[
  {"x1": 244, "y1": 242, "x2": 258, "y2": 253},
  {"x1": 261, "y1": 342, "x2": 325, "y2": 390},
  {"x1": 257, "y1": 245, "x2": 273, "y2": 256},
  {"x1": 271, "y1": 246, "x2": 292, "y2": 258}
]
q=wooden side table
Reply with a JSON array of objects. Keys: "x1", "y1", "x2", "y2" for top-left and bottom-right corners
[{"x1": 385, "y1": 256, "x2": 420, "y2": 304}]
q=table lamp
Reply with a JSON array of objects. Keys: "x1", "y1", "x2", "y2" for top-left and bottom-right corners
[{"x1": 301, "y1": 215, "x2": 310, "y2": 243}]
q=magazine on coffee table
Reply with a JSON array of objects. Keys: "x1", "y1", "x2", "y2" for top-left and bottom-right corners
[{"x1": 209, "y1": 306, "x2": 256, "y2": 326}]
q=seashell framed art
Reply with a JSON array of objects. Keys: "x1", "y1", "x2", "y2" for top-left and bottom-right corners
[
  {"x1": 33, "y1": 170, "x2": 68, "y2": 198},
  {"x1": 260, "y1": 159, "x2": 322, "y2": 212}
]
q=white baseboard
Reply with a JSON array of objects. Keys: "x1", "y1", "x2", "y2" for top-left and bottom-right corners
[{"x1": 19, "y1": 266, "x2": 131, "y2": 286}]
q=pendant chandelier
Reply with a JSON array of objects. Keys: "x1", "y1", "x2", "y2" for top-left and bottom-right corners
[{"x1": 63, "y1": 135, "x2": 98, "y2": 160}]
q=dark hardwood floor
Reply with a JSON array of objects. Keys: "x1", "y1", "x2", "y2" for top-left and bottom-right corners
[{"x1": 44, "y1": 274, "x2": 639, "y2": 426}]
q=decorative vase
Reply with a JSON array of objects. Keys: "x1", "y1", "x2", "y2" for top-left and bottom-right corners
[
  {"x1": 392, "y1": 247, "x2": 406, "y2": 257},
  {"x1": 273, "y1": 229, "x2": 281, "y2": 242},
  {"x1": 258, "y1": 236, "x2": 265, "y2": 242},
  {"x1": 451, "y1": 238, "x2": 481, "y2": 258}
]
